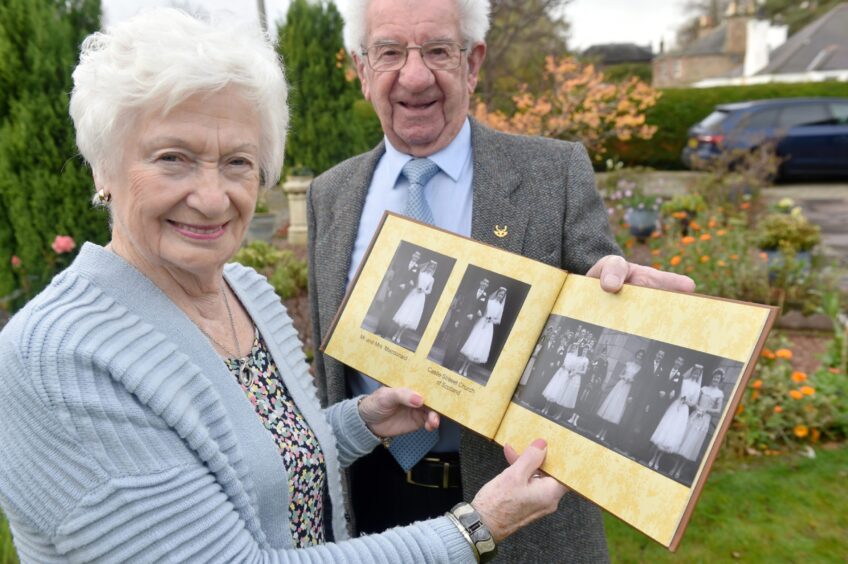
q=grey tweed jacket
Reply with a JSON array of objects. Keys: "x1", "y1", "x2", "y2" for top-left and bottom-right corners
[{"x1": 307, "y1": 119, "x2": 620, "y2": 563}]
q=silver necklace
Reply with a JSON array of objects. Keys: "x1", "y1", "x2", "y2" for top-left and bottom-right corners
[{"x1": 196, "y1": 284, "x2": 254, "y2": 388}]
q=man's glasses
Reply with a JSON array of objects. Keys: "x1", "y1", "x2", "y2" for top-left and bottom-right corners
[{"x1": 361, "y1": 41, "x2": 467, "y2": 72}]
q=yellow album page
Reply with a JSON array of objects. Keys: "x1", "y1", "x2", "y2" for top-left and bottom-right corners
[
  {"x1": 495, "y1": 275, "x2": 772, "y2": 547},
  {"x1": 323, "y1": 214, "x2": 567, "y2": 438}
]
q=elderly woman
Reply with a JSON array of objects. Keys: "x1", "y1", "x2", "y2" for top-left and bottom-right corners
[{"x1": 0, "y1": 9, "x2": 565, "y2": 563}]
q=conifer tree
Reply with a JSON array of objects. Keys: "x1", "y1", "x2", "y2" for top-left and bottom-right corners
[
  {"x1": 278, "y1": 0, "x2": 377, "y2": 175},
  {"x1": 0, "y1": 0, "x2": 105, "y2": 308}
]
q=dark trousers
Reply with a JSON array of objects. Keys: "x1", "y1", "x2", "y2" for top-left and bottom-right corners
[{"x1": 349, "y1": 446, "x2": 463, "y2": 534}]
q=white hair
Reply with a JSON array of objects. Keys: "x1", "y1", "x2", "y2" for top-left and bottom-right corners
[
  {"x1": 70, "y1": 8, "x2": 288, "y2": 189},
  {"x1": 339, "y1": 0, "x2": 491, "y2": 52}
]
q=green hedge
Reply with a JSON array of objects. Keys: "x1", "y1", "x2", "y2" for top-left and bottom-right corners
[{"x1": 609, "y1": 81, "x2": 848, "y2": 170}]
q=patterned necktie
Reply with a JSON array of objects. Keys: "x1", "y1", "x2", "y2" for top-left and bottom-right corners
[
  {"x1": 401, "y1": 158, "x2": 440, "y2": 225},
  {"x1": 387, "y1": 157, "x2": 441, "y2": 471}
]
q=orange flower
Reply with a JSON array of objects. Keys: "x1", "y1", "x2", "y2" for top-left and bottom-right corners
[
  {"x1": 773, "y1": 405, "x2": 783, "y2": 414},
  {"x1": 730, "y1": 254, "x2": 739, "y2": 260},
  {"x1": 775, "y1": 349, "x2": 793, "y2": 359},
  {"x1": 651, "y1": 249, "x2": 661, "y2": 256},
  {"x1": 751, "y1": 390, "x2": 759, "y2": 401},
  {"x1": 700, "y1": 255, "x2": 710, "y2": 263},
  {"x1": 793, "y1": 425, "x2": 809, "y2": 438},
  {"x1": 689, "y1": 221, "x2": 701, "y2": 231},
  {"x1": 752, "y1": 379, "x2": 763, "y2": 389},
  {"x1": 800, "y1": 386, "x2": 815, "y2": 396},
  {"x1": 652, "y1": 262, "x2": 662, "y2": 270},
  {"x1": 740, "y1": 202, "x2": 751, "y2": 210},
  {"x1": 651, "y1": 231, "x2": 662, "y2": 239},
  {"x1": 812, "y1": 429, "x2": 821, "y2": 443},
  {"x1": 759, "y1": 252, "x2": 768, "y2": 262},
  {"x1": 685, "y1": 265, "x2": 694, "y2": 273},
  {"x1": 670, "y1": 255, "x2": 682, "y2": 266},
  {"x1": 708, "y1": 218, "x2": 718, "y2": 229},
  {"x1": 761, "y1": 348, "x2": 776, "y2": 359},
  {"x1": 682, "y1": 236, "x2": 696, "y2": 245},
  {"x1": 828, "y1": 367, "x2": 840, "y2": 374},
  {"x1": 717, "y1": 229, "x2": 727, "y2": 236},
  {"x1": 736, "y1": 403, "x2": 744, "y2": 415},
  {"x1": 625, "y1": 239, "x2": 634, "y2": 249},
  {"x1": 789, "y1": 389, "x2": 803, "y2": 400},
  {"x1": 700, "y1": 233, "x2": 712, "y2": 241},
  {"x1": 672, "y1": 211, "x2": 687, "y2": 219},
  {"x1": 791, "y1": 371, "x2": 807, "y2": 383},
  {"x1": 717, "y1": 260, "x2": 727, "y2": 267}
]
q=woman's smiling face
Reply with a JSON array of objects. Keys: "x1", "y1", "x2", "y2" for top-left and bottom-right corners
[{"x1": 105, "y1": 88, "x2": 261, "y2": 280}]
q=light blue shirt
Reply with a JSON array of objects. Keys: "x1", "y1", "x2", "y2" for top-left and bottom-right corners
[{"x1": 346, "y1": 119, "x2": 474, "y2": 452}]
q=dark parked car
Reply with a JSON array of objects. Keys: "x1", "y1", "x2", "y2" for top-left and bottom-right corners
[{"x1": 681, "y1": 97, "x2": 848, "y2": 179}]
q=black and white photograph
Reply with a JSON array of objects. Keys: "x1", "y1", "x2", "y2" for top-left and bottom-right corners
[
  {"x1": 512, "y1": 314, "x2": 742, "y2": 486},
  {"x1": 361, "y1": 241, "x2": 456, "y2": 353},
  {"x1": 427, "y1": 265, "x2": 530, "y2": 386}
]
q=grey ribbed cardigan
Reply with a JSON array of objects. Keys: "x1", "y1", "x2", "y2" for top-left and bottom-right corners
[{"x1": 0, "y1": 243, "x2": 473, "y2": 563}]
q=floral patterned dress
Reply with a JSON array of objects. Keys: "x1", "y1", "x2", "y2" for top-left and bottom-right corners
[{"x1": 224, "y1": 329, "x2": 326, "y2": 548}]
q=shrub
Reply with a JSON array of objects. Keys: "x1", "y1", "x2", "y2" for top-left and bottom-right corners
[
  {"x1": 278, "y1": 0, "x2": 373, "y2": 175},
  {"x1": 473, "y1": 55, "x2": 660, "y2": 162},
  {"x1": 727, "y1": 340, "x2": 848, "y2": 456},
  {"x1": 755, "y1": 212, "x2": 822, "y2": 253},
  {"x1": 0, "y1": 0, "x2": 106, "y2": 313},
  {"x1": 232, "y1": 241, "x2": 308, "y2": 300},
  {"x1": 608, "y1": 81, "x2": 848, "y2": 169}
]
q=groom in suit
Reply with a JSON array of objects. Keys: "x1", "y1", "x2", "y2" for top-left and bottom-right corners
[
  {"x1": 441, "y1": 277, "x2": 489, "y2": 371},
  {"x1": 375, "y1": 249, "x2": 421, "y2": 339},
  {"x1": 307, "y1": 0, "x2": 695, "y2": 560}
]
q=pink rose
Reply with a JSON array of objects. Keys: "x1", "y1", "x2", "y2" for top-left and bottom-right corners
[
  {"x1": 51, "y1": 235, "x2": 76, "y2": 254},
  {"x1": 10, "y1": 255, "x2": 21, "y2": 268}
]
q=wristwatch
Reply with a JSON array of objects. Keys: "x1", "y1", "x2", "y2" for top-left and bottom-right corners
[{"x1": 445, "y1": 502, "x2": 498, "y2": 563}]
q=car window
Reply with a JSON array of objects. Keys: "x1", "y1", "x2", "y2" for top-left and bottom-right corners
[
  {"x1": 744, "y1": 108, "x2": 779, "y2": 129},
  {"x1": 699, "y1": 110, "x2": 728, "y2": 130},
  {"x1": 778, "y1": 104, "x2": 830, "y2": 128},
  {"x1": 830, "y1": 103, "x2": 848, "y2": 125}
]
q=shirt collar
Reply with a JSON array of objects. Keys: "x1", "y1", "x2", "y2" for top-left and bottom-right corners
[{"x1": 385, "y1": 118, "x2": 471, "y2": 188}]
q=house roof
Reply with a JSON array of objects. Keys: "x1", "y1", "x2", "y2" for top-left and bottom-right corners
[
  {"x1": 680, "y1": 23, "x2": 728, "y2": 56},
  {"x1": 757, "y1": 3, "x2": 848, "y2": 74},
  {"x1": 582, "y1": 43, "x2": 653, "y2": 64}
]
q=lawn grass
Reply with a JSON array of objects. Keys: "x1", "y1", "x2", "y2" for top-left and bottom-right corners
[
  {"x1": 0, "y1": 512, "x2": 15, "y2": 564},
  {"x1": 0, "y1": 445, "x2": 845, "y2": 562},
  {"x1": 606, "y1": 443, "x2": 848, "y2": 563}
]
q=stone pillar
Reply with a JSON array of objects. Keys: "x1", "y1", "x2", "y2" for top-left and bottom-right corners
[{"x1": 283, "y1": 175, "x2": 312, "y2": 246}]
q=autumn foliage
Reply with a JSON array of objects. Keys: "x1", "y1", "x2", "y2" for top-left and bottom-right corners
[{"x1": 473, "y1": 55, "x2": 660, "y2": 160}]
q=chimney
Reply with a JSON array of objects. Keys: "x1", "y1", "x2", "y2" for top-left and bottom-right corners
[{"x1": 724, "y1": 0, "x2": 752, "y2": 55}]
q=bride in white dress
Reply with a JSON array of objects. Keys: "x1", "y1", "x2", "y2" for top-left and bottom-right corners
[
  {"x1": 391, "y1": 261, "x2": 436, "y2": 344},
  {"x1": 458, "y1": 287, "x2": 506, "y2": 377},
  {"x1": 541, "y1": 342, "x2": 580, "y2": 416},
  {"x1": 670, "y1": 368, "x2": 725, "y2": 479},
  {"x1": 647, "y1": 364, "x2": 703, "y2": 470},
  {"x1": 596, "y1": 349, "x2": 645, "y2": 442}
]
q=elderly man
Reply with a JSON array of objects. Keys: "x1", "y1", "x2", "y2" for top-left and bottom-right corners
[{"x1": 307, "y1": 0, "x2": 694, "y2": 560}]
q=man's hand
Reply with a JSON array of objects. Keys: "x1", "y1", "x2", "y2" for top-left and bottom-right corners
[{"x1": 586, "y1": 255, "x2": 696, "y2": 294}]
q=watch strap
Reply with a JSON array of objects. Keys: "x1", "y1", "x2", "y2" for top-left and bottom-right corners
[{"x1": 446, "y1": 502, "x2": 498, "y2": 563}]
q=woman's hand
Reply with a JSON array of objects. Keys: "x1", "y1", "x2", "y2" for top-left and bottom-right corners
[
  {"x1": 358, "y1": 387, "x2": 440, "y2": 438},
  {"x1": 471, "y1": 439, "x2": 568, "y2": 542}
]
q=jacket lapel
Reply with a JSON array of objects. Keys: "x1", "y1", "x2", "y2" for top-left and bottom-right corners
[{"x1": 469, "y1": 120, "x2": 529, "y2": 254}]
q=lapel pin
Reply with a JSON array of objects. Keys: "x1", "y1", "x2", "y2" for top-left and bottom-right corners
[{"x1": 493, "y1": 225, "x2": 508, "y2": 238}]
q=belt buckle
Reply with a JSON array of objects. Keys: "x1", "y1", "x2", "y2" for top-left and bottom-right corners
[{"x1": 405, "y1": 456, "x2": 451, "y2": 489}]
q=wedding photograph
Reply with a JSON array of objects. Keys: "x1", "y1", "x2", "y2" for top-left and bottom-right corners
[
  {"x1": 360, "y1": 241, "x2": 456, "y2": 353},
  {"x1": 513, "y1": 315, "x2": 742, "y2": 486},
  {"x1": 427, "y1": 264, "x2": 530, "y2": 386}
]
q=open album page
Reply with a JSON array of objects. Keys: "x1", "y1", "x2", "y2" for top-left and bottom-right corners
[
  {"x1": 323, "y1": 213, "x2": 567, "y2": 439},
  {"x1": 495, "y1": 274, "x2": 775, "y2": 548}
]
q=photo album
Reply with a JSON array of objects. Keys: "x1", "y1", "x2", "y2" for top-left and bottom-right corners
[{"x1": 321, "y1": 212, "x2": 778, "y2": 550}]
